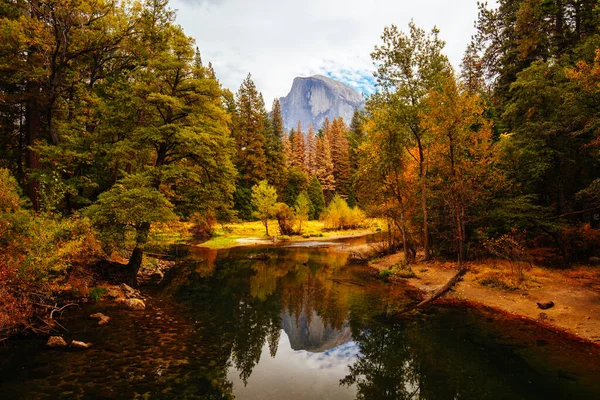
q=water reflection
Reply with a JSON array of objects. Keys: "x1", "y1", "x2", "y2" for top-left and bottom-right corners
[
  {"x1": 169, "y1": 245, "x2": 600, "y2": 400},
  {"x1": 1, "y1": 242, "x2": 600, "y2": 399}
]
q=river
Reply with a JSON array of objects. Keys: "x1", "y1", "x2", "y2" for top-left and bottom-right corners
[{"x1": 1, "y1": 237, "x2": 600, "y2": 399}]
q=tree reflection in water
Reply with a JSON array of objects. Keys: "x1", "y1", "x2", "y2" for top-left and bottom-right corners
[{"x1": 167, "y1": 244, "x2": 600, "y2": 400}]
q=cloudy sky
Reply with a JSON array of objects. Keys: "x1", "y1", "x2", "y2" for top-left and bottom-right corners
[{"x1": 170, "y1": 0, "x2": 491, "y2": 107}]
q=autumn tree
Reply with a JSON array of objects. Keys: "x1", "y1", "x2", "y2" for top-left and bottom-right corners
[
  {"x1": 251, "y1": 180, "x2": 278, "y2": 236},
  {"x1": 357, "y1": 98, "x2": 418, "y2": 262},
  {"x1": 294, "y1": 192, "x2": 312, "y2": 234},
  {"x1": 371, "y1": 21, "x2": 452, "y2": 260},
  {"x1": 329, "y1": 117, "x2": 352, "y2": 198},
  {"x1": 304, "y1": 123, "x2": 317, "y2": 175},
  {"x1": 422, "y1": 76, "x2": 502, "y2": 266},
  {"x1": 291, "y1": 121, "x2": 306, "y2": 169},
  {"x1": 315, "y1": 118, "x2": 336, "y2": 199},
  {"x1": 282, "y1": 131, "x2": 293, "y2": 168}
]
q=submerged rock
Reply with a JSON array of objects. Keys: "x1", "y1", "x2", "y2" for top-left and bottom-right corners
[
  {"x1": 90, "y1": 313, "x2": 111, "y2": 325},
  {"x1": 70, "y1": 340, "x2": 92, "y2": 349},
  {"x1": 47, "y1": 336, "x2": 67, "y2": 348},
  {"x1": 122, "y1": 298, "x2": 145, "y2": 311}
]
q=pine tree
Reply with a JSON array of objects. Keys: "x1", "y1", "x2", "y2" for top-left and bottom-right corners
[
  {"x1": 266, "y1": 99, "x2": 285, "y2": 191},
  {"x1": 329, "y1": 117, "x2": 352, "y2": 198},
  {"x1": 292, "y1": 121, "x2": 306, "y2": 169},
  {"x1": 304, "y1": 123, "x2": 317, "y2": 175},
  {"x1": 315, "y1": 123, "x2": 336, "y2": 199},
  {"x1": 232, "y1": 73, "x2": 268, "y2": 187},
  {"x1": 282, "y1": 130, "x2": 293, "y2": 168},
  {"x1": 308, "y1": 175, "x2": 326, "y2": 219},
  {"x1": 348, "y1": 109, "x2": 365, "y2": 170}
]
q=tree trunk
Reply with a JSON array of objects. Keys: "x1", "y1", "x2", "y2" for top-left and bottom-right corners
[
  {"x1": 395, "y1": 205, "x2": 411, "y2": 264},
  {"x1": 25, "y1": 81, "x2": 41, "y2": 211},
  {"x1": 126, "y1": 222, "x2": 151, "y2": 286},
  {"x1": 421, "y1": 174, "x2": 430, "y2": 260},
  {"x1": 456, "y1": 206, "x2": 464, "y2": 267},
  {"x1": 126, "y1": 246, "x2": 144, "y2": 286}
]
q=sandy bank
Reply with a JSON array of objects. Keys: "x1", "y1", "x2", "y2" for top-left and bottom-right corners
[{"x1": 351, "y1": 246, "x2": 600, "y2": 345}]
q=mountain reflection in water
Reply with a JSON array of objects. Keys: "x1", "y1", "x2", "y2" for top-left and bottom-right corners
[{"x1": 1, "y1": 240, "x2": 600, "y2": 399}]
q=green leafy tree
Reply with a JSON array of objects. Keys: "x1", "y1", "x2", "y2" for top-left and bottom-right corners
[
  {"x1": 294, "y1": 192, "x2": 312, "y2": 234},
  {"x1": 251, "y1": 180, "x2": 278, "y2": 236},
  {"x1": 85, "y1": 175, "x2": 176, "y2": 283},
  {"x1": 370, "y1": 21, "x2": 451, "y2": 260}
]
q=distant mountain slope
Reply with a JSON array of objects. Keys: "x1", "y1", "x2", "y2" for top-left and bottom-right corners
[{"x1": 279, "y1": 75, "x2": 365, "y2": 131}]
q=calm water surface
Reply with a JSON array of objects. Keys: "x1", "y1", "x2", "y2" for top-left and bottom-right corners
[{"x1": 1, "y1": 238, "x2": 600, "y2": 399}]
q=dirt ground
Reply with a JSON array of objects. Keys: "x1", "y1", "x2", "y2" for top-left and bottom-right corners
[{"x1": 345, "y1": 245, "x2": 600, "y2": 345}]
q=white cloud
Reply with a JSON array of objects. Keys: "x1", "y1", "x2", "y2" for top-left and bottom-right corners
[{"x1": 170, "y1": 0, "x2": 484, "y2": 108}]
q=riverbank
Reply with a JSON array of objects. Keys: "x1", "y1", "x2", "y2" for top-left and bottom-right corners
[
  {"x1": 367, "y1": 251, "x2": 600, "y2": 345},
  {"x1": 196, "y1": 219, "x2": 385, "y2": 249}
]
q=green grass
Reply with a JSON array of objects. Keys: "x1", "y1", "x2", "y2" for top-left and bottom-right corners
[
  {"x1": 197, "y1": 218, "x2": 385, "y2": 249},
  {"x1": 380, "y1": 269, "x2": 393, "y2": 278},
  {"x1": 88, "y1": 287, "x2": 107, "y2": 301}
]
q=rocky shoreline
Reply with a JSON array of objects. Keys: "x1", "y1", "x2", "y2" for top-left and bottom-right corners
[{"x1": 44, "y1": 258, "x2": 176, "y2": 350}]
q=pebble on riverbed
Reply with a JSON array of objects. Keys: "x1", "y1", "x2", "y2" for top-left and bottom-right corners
[
  {"x1": 121, "y1": 298, "x2": 146, "y2": 311},
  {"x1": 70, "y1": 340, "x2": 92, "y2": 349},
  {"x1": 90, "y1": 313, "x2": 111, "y2": 325},
  {"x1": 46, "y1": 336, "x2": 67, "y2": 348}
]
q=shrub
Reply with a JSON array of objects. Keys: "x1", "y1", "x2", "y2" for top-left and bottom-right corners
[
  {"x1": 275, "y1": 203, "x2": 295, "y2": 235},
  {"x1": 189, "y1": 212, "x2": 217, "y2": 238},
  {"x1": 0, "y1": 168, "x2": 101, "y2": 337},
  {"x1": 320, "y1": 195, "x2": 366, "y2": 230},
  {"x1": 484, "y1": 229, "x2": 532, "y2": 280}
]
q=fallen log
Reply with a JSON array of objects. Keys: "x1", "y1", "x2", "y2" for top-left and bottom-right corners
[{"x1": 415, "y1": 267, "x2": 467, "y2": 308}]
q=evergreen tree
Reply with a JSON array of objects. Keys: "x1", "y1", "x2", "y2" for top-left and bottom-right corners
[
  {"x1": 348, "y1": 109, "x2": 366, "y2": 170},
  {"x1": 283, "y1": 166, "x2": 309, "y2": 208},
  {"x1": 304, "y1": 123, "x2": 317, "y2": 175},
  {"x1": 282, "y1": 130, "x2": 293, "y2": 168},
  {"x1": 292, "y1": 121, "x2": 306, "y2": 169},
  {"x1": 329, "y1": 117, "x2": 352, "y2": 198},
  {"x1": 308, "y1": 175, "x2": 326, "y2": 220},
  {"x1": 87, "y1": 23, "x2": 236, "y2": 279},
  {"x1": 233, "y1": 73, "x2": 268, "y2": 187},
  {"x1": 266, "y1": 99, "x2": 285, "y2": 191},
  {"x1": 315, "y1": 119, "x2": 336, "y2": 199}
]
